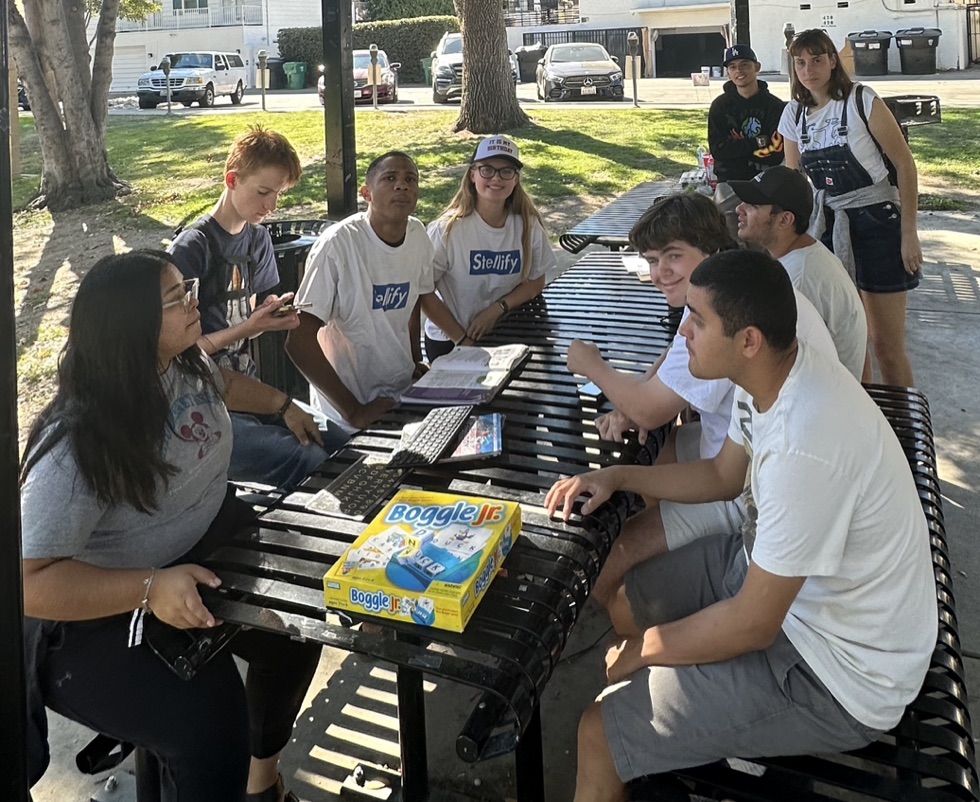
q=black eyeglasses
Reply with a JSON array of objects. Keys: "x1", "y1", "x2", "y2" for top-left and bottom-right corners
[
  {"x1": 473, "y1": 164, "x2": 519, "y2": 180},
  {"x1": 162, "y1": 278, "x2": 199, "y2": 311}
]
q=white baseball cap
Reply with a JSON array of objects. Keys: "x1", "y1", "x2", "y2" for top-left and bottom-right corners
[{"x1": 471, "y1": 135, "x2": 523, "y2": 169}]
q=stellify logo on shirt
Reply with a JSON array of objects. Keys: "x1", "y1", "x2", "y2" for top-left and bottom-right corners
[
  {"x1": 372, "y1": 282, "x2": 411, "y2": 311},
  {"x1": 469, "y1": 250, "x2": 521, "y2": 276}
]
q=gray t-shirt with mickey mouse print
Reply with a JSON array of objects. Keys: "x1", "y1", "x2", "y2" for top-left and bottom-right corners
[{"x1": 20, "y1": 359, "x2": 233, "y2": 569}]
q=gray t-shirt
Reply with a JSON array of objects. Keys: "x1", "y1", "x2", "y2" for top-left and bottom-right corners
[{"x1": 20, "y1": 361, "x2": 233, "y2": 569}]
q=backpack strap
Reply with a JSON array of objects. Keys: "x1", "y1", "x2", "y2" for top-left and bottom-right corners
[{"x1": 854, "y1": 83, "x2": 884, "y2": 156}]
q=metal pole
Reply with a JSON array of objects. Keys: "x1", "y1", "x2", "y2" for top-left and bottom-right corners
[
  {"x1": 257, "y1": 49, "x2": 267, "y2": 112},
  {"x1": 370, "y1": 43, "x2": 378, "y2": 111},
  {"x1": 322, "y1": 0, "x2": 357, "y2": 216},
  {"x1": 161, "y1": 56, "x2": 172, "y2": 115},
  {"x1": 0, "y1": 1, "x2": 31, "y2": 799},
  {"x1": 627, "y1": 31, "x2": 639, "y2": 108}
]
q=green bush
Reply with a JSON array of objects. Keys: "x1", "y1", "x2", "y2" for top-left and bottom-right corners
[
  {"x1": 277, "y1": 15, "x2": 460, "y2": 85},
  {"x1": 367, "y1": 0, "x2": 456, "y2": 21}
]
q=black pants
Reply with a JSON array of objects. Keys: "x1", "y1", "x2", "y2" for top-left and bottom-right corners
[
  {"x1": 424, "y1": 334, "x2": 455, "y2": 362},
  {"x1": 39, "y1": 613, "x2": 320, "y2": 801}
]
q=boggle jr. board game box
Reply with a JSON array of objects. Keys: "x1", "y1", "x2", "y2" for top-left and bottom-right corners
[{"x1": 323, "y1": 490, "x2": 521, "y2": 632}]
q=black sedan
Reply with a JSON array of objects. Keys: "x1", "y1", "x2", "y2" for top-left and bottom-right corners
[{"x1": 535, "y1": 43, "x2": 624, "y2": 102}]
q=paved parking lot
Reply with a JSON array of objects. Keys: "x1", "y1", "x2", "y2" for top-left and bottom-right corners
[{"x1": 109, "y1": 70, "x2": 980, "y2": 115}]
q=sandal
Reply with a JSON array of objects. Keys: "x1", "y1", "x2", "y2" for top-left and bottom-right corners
[{"x1": 246, "y1": 774, "x2": 299, "y2": 802}]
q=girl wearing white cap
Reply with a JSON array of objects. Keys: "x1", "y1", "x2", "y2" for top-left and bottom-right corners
[{"x1": 421, "y1": 134, "x2": 557, "y2": 359}]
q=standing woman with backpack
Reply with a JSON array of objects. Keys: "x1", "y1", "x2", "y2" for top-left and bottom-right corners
[{"x1": 778, "y1": 28, "x2": 922, "y2": 386}]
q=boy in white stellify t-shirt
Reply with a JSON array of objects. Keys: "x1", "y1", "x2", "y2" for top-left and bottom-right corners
[
  {"x1": 421, "y1": 135, "x2": 557, "y2": 360},
  {"x1": 287, "y1": 152, "x2": 435, "y2": 434}
]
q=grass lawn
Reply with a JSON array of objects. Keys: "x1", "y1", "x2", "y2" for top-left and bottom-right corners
[{"x1": 14, "y1": 107, "x2": 978, "y2": 223}]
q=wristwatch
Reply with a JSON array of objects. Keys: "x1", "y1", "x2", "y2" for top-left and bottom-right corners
[{"x1": 497, "y1": 299, "x2": 510, "y2": 314}]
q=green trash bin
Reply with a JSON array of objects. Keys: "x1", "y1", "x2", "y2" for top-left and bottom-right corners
[
  {"x1": 420, "y1": 56, "x2": 433, "y2": 86},
  {"x1": 283, "y1": 62, "x2": 307, "y2": 90}
]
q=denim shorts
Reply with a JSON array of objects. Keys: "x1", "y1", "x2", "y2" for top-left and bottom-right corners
[{"x1": 822, "y1": 201, "x2": 920, "y2": 294}]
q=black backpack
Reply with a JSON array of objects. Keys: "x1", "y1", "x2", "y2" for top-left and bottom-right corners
[{"x1": 173, "y1": 220, "x2": 261, "y2": 370}]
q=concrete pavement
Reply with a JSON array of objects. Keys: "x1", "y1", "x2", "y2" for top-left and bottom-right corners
[{"x1": 107, "y1": 67, "x2": 980, "y2": 115}]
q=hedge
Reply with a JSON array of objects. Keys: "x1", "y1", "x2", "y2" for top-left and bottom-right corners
[
  {"x1": 277, "y1": 15, "x2": 461, "y2": 85},
  {"x1": 367, "y1": 0, "x2": 456, "y2": 21}
]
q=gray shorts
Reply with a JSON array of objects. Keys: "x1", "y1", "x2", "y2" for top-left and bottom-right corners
[
  {"x1": 661, "y1": 423, "x2": 746, "y2": 551},
  {"x1": 606, "y1": 534, "x2": 881, "y2": 781}
]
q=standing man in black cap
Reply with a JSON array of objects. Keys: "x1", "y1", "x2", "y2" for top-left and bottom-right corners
[{"x1": 708, "y1": 44, "x2": 787, "y2": 237}]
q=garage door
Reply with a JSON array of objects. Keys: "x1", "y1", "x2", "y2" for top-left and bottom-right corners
[{"x1": 111, "y1": 45, "x2": 148, "y2": 92}]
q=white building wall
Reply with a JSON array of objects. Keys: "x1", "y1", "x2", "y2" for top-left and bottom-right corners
[{"x1": 749, "y1": 0, "x2": 967, "y2": 73}]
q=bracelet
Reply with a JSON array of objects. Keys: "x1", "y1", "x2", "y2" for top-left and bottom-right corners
[
  {"x1": 497, "y1": 299, "x2": 510, "y2": 314},
  {"x1": 276, "y1": 396, "x2": 294, "y2": 417},
  {"x1": 140, "y1": 568, "x2": 156, "y2": 614},
  {"x1": 202, "y1": 334, "x2": 217, "y2": 353}
]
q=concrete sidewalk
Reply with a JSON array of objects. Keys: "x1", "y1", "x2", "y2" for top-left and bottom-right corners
[{"x1": 30, "y1": 207, "x2": 980, "y2": 801}]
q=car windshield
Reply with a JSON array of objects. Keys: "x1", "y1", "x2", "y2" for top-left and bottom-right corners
[
  {"x1": 441, "y1": 36, "x2": 463, "y2": 55},
  {"x1": 353, "y1": 52, "x2": 389, "y2": 70},
  {"x1": 167, "y1": 53, "x2": 213, "y2": 69},
  {"x1": 550, "y1": 45, "x2": 608, "y2": 63}
]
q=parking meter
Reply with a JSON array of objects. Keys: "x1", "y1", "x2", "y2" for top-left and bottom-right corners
[
  {"x1": 369, "y1": 43, "x2": 379, "y2": 110},
  {"x1": 627, "y1": 31, "x2": 639, "y2": 108},
  {"x1": 257, "y1": 49, "x2": 268, "y2": 111},
  {"x1": 782, "y1": 23, "x2": 796, "y2": 75},
  {"x1": 160, "y1": 56, "x2": 172, "y2": 114}
]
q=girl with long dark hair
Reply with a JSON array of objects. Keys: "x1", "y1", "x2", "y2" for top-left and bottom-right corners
[
  {"x1": 21, "y1": 250, "x2": 321, "y2": 802},
  {"x1": 778, "y1": 29, "x2": 922, "y2": 386}
]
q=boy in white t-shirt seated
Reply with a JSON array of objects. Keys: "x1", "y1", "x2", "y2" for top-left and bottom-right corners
[
  {"x1": 286, "y1": 152, "x2": 436, "y2": 434},
  {"x1": 566, "y1": 193, "x2": 838, "y2": 610},
  {"x1": 545, "y1": 251, "x2": 935, "y2": 801}
]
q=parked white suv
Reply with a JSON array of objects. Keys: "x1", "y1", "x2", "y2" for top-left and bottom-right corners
[
  {"x1": 431, "y1": 33, "x2": 518, "y2": 104},
  {"x1": 137, "y1": 51, "x2": 248, "y2": 109}
]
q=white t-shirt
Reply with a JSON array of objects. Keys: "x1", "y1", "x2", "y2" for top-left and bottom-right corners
[
  {"x1": 659, "y1": 290, "x2": 836, "y2": 458},
  {"x1": 727, "y1": 340, "x2": 935, "y2": 731},
  {"x1": 777, "y1": 85, "x2": 889, "y2": 185},
  {"x1": 779, "y1": 242, "x2": 867, "y2": 379},
  {"x1": 297, "y1": 212, "x2": 435, "y2": 430},
  {"x1": 424, "y1": 213, "x2": 556, "y2": 341}
]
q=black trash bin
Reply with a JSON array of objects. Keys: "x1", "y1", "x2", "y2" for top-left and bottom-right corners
[
  {"x1": 895, "y1": 28, "x2": 941, "y2": 75},
  {"x1": 846, "y1": 30, "x2": 892, "y2": 75},
  {"x1": 264, "y1": 57, "x2": 288, "y2": 90},
  {"x1": 515, "y1": 43, "x2": 547, "y2": 84},
  {"x1": 253, "y1": 220, "x2": 329, "y2": 399}
]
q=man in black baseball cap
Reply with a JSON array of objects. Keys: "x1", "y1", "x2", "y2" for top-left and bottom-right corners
[
  {"x1": 708, "y1": 42, "x2": 787, "y2": 238},
  {"x1": 730, "y1": 166, "x2": 869, "y2": 380}
]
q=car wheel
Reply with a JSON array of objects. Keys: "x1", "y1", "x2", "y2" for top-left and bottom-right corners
[
  {"x1": 200, "y1": 85, "x2": 215, "y2": 108},
  {"x1": 138, "y1": 98, "x2": 157, "y2": 109},
  {"x1": 230, "y1": 82, "x2": 244, "y2": 105},
  {"x1": 432, "y1": 85, "x2": 447, "y2": 104}
]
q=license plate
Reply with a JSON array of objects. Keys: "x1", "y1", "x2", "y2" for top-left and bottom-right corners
[
  {"x1": 355, "y1": 89, "x2": 364, "y2": 98},
  {"x1": 580, "y1": 86, "x2": 597, "y2": 96}
]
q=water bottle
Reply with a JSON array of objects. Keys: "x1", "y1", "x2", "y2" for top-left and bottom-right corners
[
  {"x1": 696, "y1": 145, "x2": 706, "y2": 169},
  {"x1": 703, "y1": 153, "x2": 716, "y2": 189}
]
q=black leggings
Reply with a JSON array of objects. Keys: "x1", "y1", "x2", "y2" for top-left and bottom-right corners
[{"x1": 39, "y1": 613, "x2": 320, "y2": 802}]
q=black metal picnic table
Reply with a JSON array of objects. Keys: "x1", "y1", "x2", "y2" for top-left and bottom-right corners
[
  {"x1": 198, "y1": 252, "x2": 675, "y2": 801},
  {"x1": 559, "y1": 179, "x2": 680, "y2": 254}
]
